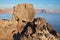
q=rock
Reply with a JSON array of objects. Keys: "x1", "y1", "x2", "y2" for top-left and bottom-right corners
[
  {"x1": 33, "y1": 17, "x2": 47, "y2": 32},
  {"x1": 46, "y1": 23, "x2": 60, "y2": 38},
  {"x1": 27, "y1": 27, "x2": 33, "y2": 35},
  {"x1": 0, "y1": 4, "x2": 60, "y2": 40},
  {"x1": 0, "y1": 20, "x2": 18, "y2": 40},
  {"x1": 12, "y1": 4, "x2": 35, "y2": 22},
  {"x1": 12, "y1": 4, "x2": 36, "y2": 33}
]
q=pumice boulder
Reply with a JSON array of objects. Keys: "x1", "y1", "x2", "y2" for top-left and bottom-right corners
[
  {"x1": 12, "y1": 4, "x2": 36, "y2": 33},
  {"x1": 12, "y1": 4, "x2": 35, "y2": 22}
]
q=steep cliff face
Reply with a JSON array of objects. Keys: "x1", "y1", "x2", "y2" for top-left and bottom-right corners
[
  {"x1": 0, "y1": 4, "x2": 60, "y2": 40},
  {"x1": 0, "y1": 20, "x2": 18, "y2": 40},
  {"x1": 0, "y1": 9, "x2": 13, "y2": 13},
  {"x1": 0, "y1": 9, "x2": 3, "y2": 13}
]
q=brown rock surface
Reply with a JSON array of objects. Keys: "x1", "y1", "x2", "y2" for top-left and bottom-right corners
[
  {"x1": 12, "y1": 4, "x2": 35, "y2": 22},
  {"x1": 0, "y1": 4, "x2": 60, "y2": 40},
  {"x1": 19, "y1": 17, "x2": 60, "y2": 40},
  {"x1": 12, "y1": 4, "x2": 36, "y2": 33},
  {"x1": 0, "y1": 20, "x2": 18, "y2": 40}
]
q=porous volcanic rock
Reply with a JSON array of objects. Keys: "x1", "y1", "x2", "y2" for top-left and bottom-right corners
[
  {"x1": 19, "y1": 17, "x2": 60, "y2": 40},
  {"x1": 12, "y1": 4, "x2": 35, "y2": 22},
  {"x1": 12, "y1": 4, "x2": 36, "y2": 33},
  {"x1": 0, "y1": 4, "x2": 60, "y2": 40}
]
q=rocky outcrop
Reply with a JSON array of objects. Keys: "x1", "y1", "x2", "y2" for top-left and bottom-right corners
[
  {"x1": 12, "y1": 4, "x2": 35, "y2": 22},
  {"x1": 18, "y1": 17, "x2": 60, "y2": 40},
  {"x1": 0, "y1": 4, "x2": 36, "y2": 40},
  {"x1": 0, "y1": 4, "x2": 60, "y2": 40},
  {"x1": 12, "y1": 4, "x2": 36, "y2": 33},
  {"x1": 0, "y1": 20, "x2": 18, "y2": 40}
]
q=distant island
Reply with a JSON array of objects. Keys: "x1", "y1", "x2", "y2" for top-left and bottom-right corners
[
  {"x1": 35, "y1": 9, "x2": 60, "y2": 13},
  {"x1": 0, "y1": 8, "x2": 13, "y2": 13},
  {"x1": 0, "y1": 8, "x2": 60, "y2": 14}
]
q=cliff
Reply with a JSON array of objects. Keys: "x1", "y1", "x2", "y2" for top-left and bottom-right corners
[
  {"x1": 0, "y1": 9, "x2": 13, "y2": 13},
  {"x1": 35, "y1": 9, "x2": 60, "y2": 13},
  {"x1": 0, "y1": 9, "x2": 4, "y2": 13},
  {"x1": 0, "y1": 4, "x2": 60, "y2": 40}
]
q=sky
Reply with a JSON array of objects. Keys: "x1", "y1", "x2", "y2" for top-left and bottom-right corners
[{"x1": 0, "y1": 0, "x2": 60, "y2": 11}]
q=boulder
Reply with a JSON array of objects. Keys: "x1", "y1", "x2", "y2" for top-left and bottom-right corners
[
  {"x1": 12, "y1": 4, "x2": 36, "y2": 32},
  {"x1": 12, "y1": 4, "x2": 35, "y2": 22}
]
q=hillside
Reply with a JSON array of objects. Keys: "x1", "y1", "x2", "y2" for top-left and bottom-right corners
[
  {"x1": 0, "y1": 9, "x2": 4, "y2": 13},
  {"x1": 0, "y1": 9, "x2": 13, "y2": 13}
]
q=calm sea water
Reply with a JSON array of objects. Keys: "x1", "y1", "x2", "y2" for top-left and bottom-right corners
[{"x1": 0, "y1": 13, "x2": 60, "y2": 33}]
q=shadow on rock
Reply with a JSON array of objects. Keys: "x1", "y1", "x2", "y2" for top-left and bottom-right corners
[{"x1": 13, "y1": 32, "x2": 21, "y2": 40}]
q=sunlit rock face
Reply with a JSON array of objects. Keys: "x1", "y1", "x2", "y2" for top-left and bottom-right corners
[
  {"x1": 0, "y1": 19, "x2": 18, "y2": 40},
  {"x1": 0, "y1": 4, "x2": 60, "y2": 40},
  {"x1": 12, "y1": 4, "x2": 35, "y2": 22},
  {"x1": 12, "y1": 4, "x2": 36, "y2": 33},
  {"x1": 0, "y1": 4, "x2": 36, "y2": 40}
]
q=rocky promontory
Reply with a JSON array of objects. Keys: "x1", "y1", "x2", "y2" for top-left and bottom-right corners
[{"x1": 0, "y1": 4, "x2": 60, "y2": 40}]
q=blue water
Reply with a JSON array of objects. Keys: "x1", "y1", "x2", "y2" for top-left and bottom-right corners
[
  {"x1": 0, "y1": 13, "x2": 60, "y2": 33},
  {"x1": 0, "y1": 14, "x2": 13, "y2": 20},
  {"x1": 35, "y1": 13, "x2": 60, "y2": 33}
]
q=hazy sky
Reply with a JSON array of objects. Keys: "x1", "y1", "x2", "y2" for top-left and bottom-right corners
[{"x1": 0, "y1": 0, "x2": 60, "y2": 11}]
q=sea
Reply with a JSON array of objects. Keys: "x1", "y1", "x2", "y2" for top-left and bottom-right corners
[{"x1": 0, "y1": 13, "x2": 60, "y2": 33}]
